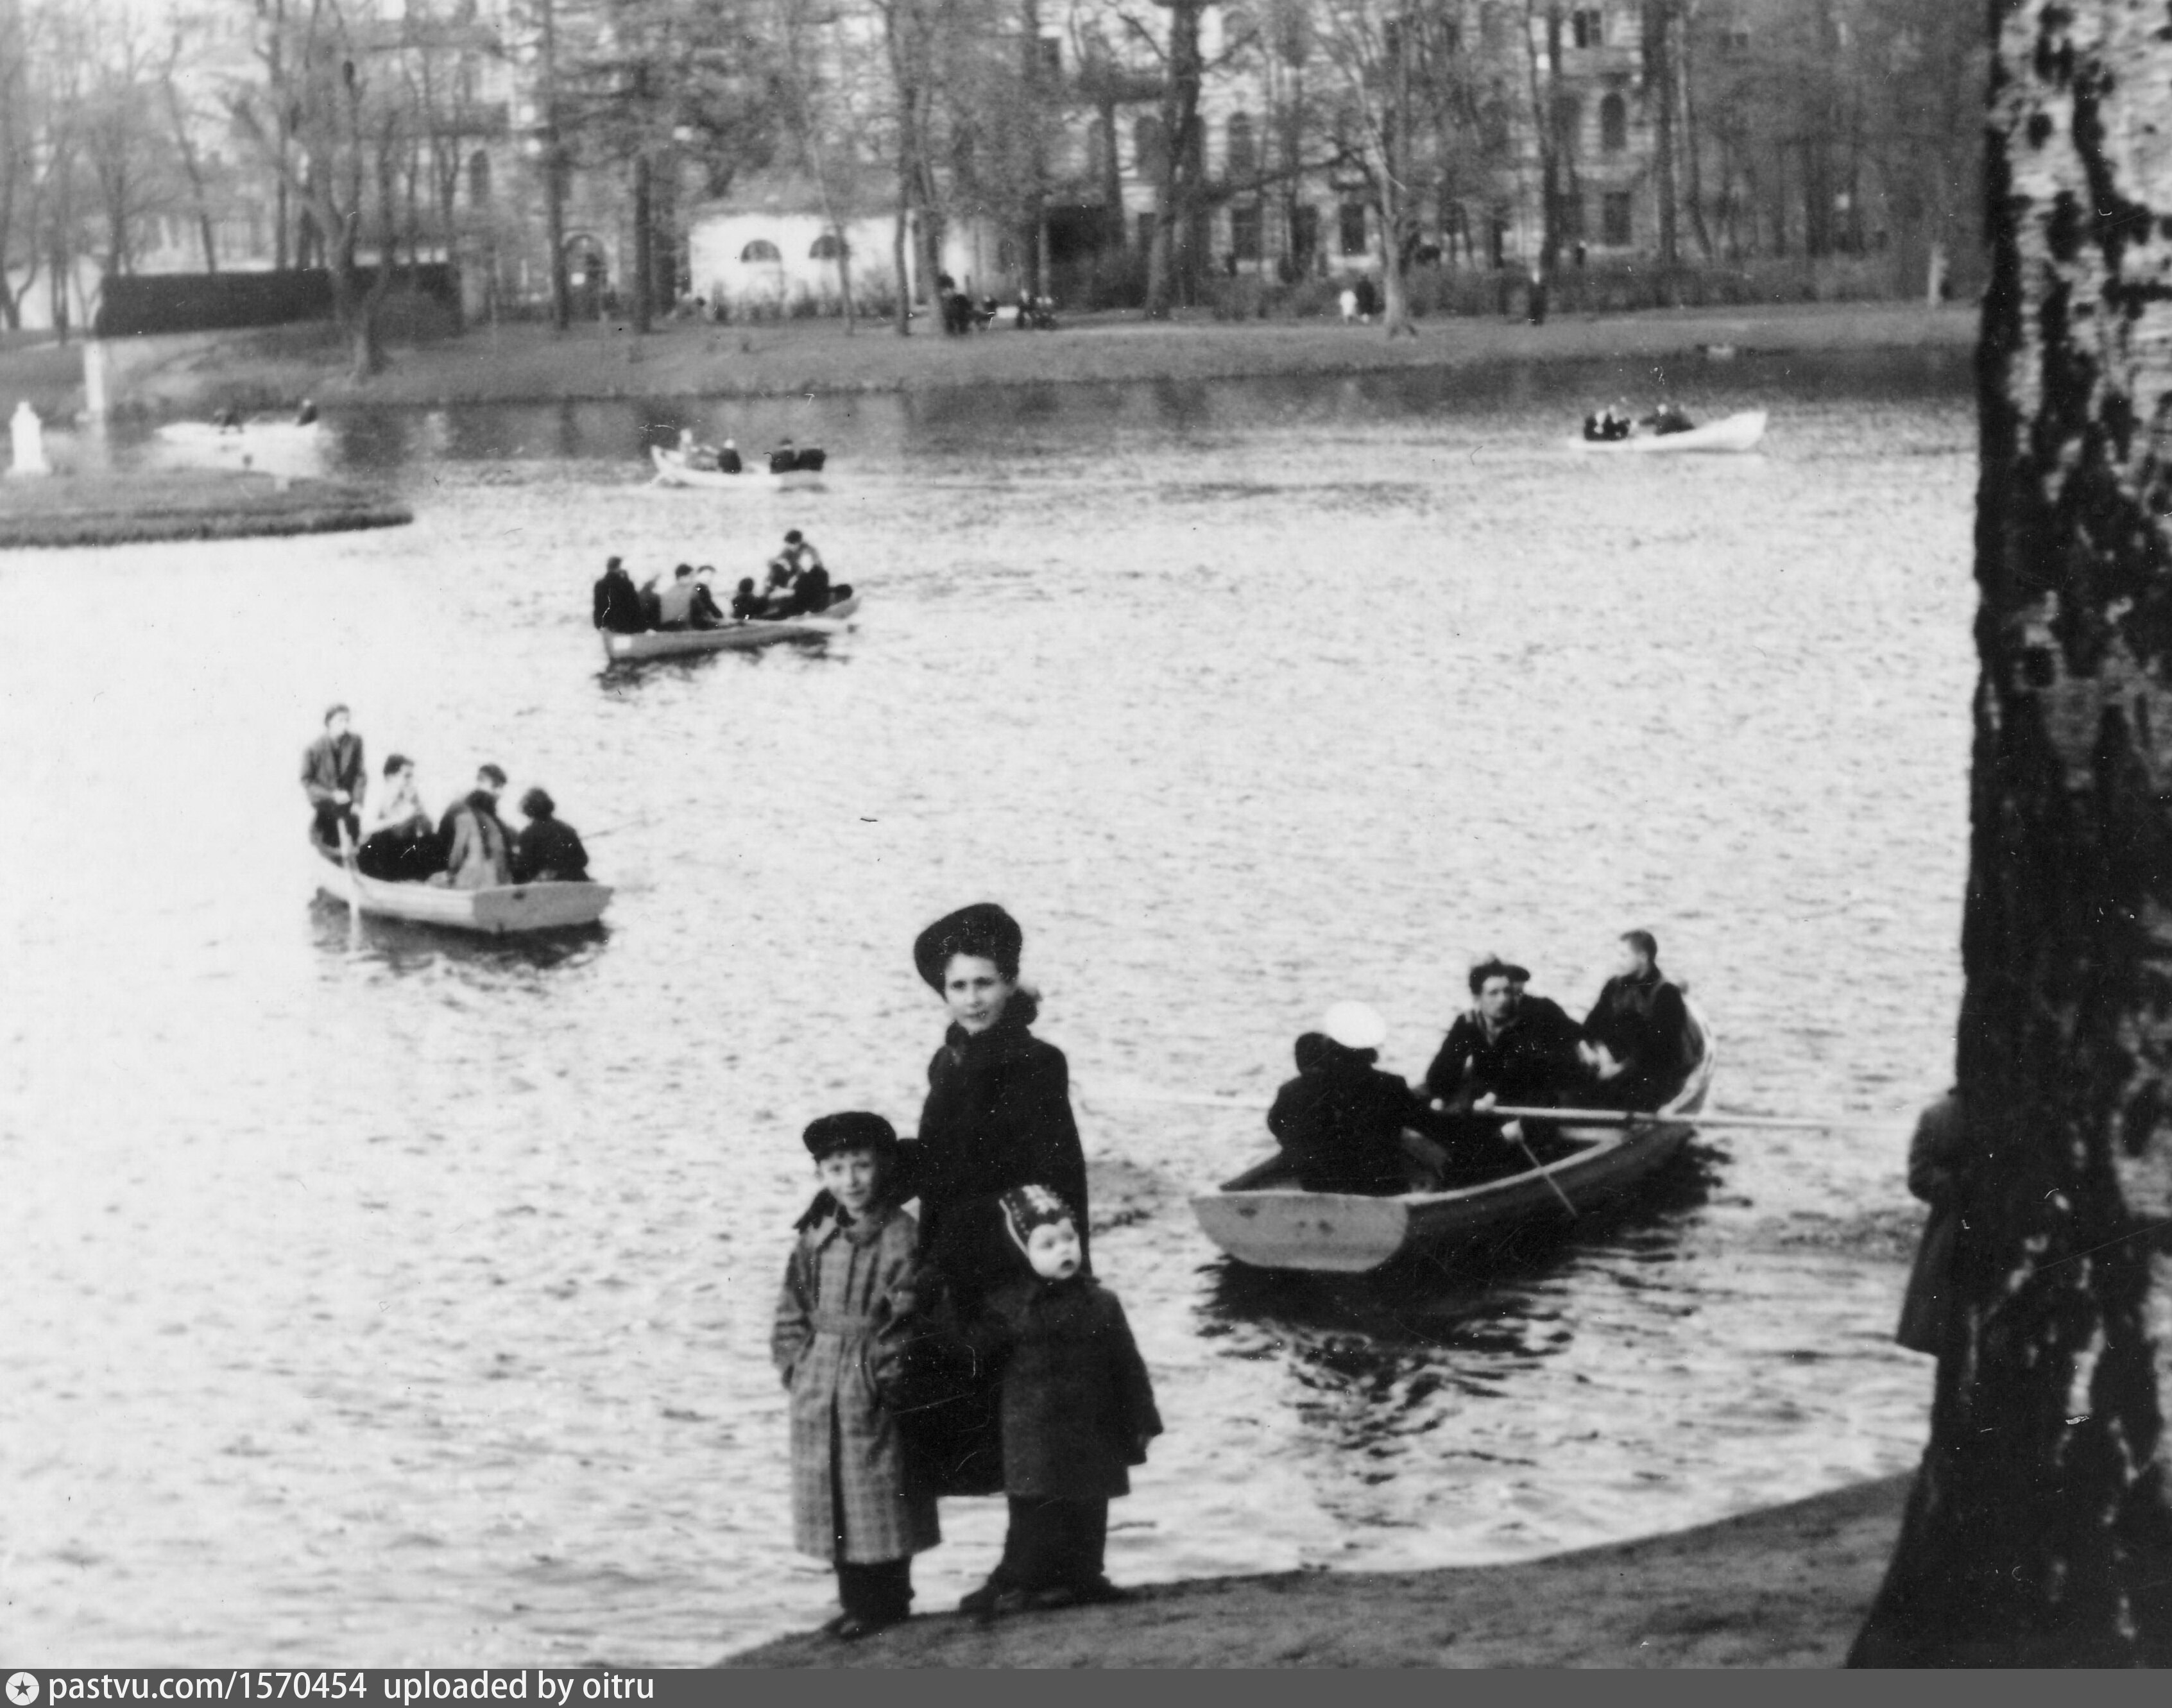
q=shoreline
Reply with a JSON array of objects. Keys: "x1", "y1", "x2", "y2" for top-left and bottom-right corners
[
  {"x1": 0, "y1": 470, "x2": 412, "y2": 549},
  {"x1": 722, "y1": 1471, "x2": 1913, "y2": 1668},
  {"x1": 1, "y1": 300, "x2": 1976, "y2": 422}
]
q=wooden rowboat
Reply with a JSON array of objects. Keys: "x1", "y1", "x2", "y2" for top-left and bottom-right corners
[
  {"x1": 599, "y1": 593, "x2": 860, "y2": 662},
  {"x1": 1190, "y1": 1001, "x2": 1716, "y2": 1273},
  {"x1": 1570, "y1": 410, "x2": 1767, "y2": 454},
  {"x1": 157, "y1": 419, "x2": 324, "y2": 452},
  {"x1": 649, "y1": 445, "x2": 826, "y2": 490},
  {"x1": 309, "y1": 836, "x2": 612, "y2": 934}
]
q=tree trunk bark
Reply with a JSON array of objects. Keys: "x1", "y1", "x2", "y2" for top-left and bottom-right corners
[
  {"x1": 1849, "y1": 1, "x2": 2172, "y2": 1666},
  {"x1": 632, "y1": 151, "x2": 653, "y2": 334}
]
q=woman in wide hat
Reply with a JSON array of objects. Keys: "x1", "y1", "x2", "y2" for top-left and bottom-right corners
[{"x1": 899, "y1": 901, "x2": 1089, "y2": 1496}]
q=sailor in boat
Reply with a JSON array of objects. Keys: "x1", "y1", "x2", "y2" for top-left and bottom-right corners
[
  {"x1": 689, "y1": 565, "x2": 730, "y2": 630},
  {"x1": 1578, "y1": 929, "x2": 1693, "y2": 1112},
  {"x1": 677, "y1": 427, "x2": 724, "y2": 472},
  {"x1": 1642, "y1": 401, "x2": 1697, "y2": 436},
  {"x1": 510, "y1": 787, "x2": 590, "y2": 884},
  {"x1": 295, "y1": 398, "x2": 318, "y2": 426},
  {"x1": 719, "y1": 437, "x2": 743, "y2": 474},
  {"x1": 769, "y1": 437, "x2": 827, "y2": 474},
  {"x1": 1582, "y1": 402, "x2": 1634, "y2": 442},
  {"x1": 592, "y1": 556, "x2": 649, "y2": 634},
  {"x1": 1421, "y1": 955, "x2": 1587, "y2": 1177},
  {"x1": 431, "y1": 764, "x2": 513, "y2": 889},
  {"x1": 214, "y1": 405, "x2": 243, "y2": 432},
  {"x1": 655, "y1": 563, "x2": 725, "y2": 630},
  {"x1": 774, "y1": 530, "x2": 837, "y2": 615},
  {"x1": 1265, "y1": 1003, "x2": 1437, "y2": 1195},
  {"x1": 301, "y1": 703, "x2": 366, "y2": 850},
  {"x1": 730, "y1": 576, "x2": 764, "y2": 620},
  {"x1": 355, "y1": 754, "x2": 441, "y2": 882}
]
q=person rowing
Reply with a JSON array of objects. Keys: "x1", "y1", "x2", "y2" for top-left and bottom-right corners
[
  {"x1": 1422, "y1": 954, "x2": 1586, "y2": 1179},
  {"x1": 1582, "y1": 402, "x2": 1633, "y2": 442}
]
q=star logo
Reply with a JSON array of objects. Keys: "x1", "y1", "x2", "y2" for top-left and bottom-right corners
[{"x1": 6, "y1": 1675, "x2": 39, "y2": 1706}]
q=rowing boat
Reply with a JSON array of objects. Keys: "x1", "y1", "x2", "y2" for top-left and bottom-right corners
[
  {"x1": 599, "y1": 593, "x2": 861, "y2": 662},
  {"x1": 309, "y1": 835, "x2": 612, "y2": 934},
  {"x1": 157, "y1": 419, "x2": 324, "y2": 452},
  {"x1": 1570, "y1": 410, "x2": 1767, "y2": 454},
  {"x1": 1190, "y1": 1000, "x2": 1716, "y2": 1273},
  {"x1": 649, "y1": 445, "x2": 827, "y2": 490}
]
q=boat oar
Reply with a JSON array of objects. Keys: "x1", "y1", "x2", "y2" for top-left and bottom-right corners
[
  {"x1": 1502, "y1": 1124, "x2": 1577, "y2": 1217},
  {"x1": 1482, "y1": 1104, "x2": 1911, "y2": 1132}
]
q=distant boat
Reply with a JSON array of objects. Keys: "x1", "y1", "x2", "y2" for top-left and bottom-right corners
[
  {"x1": 599, "y1": 593, "x2": 862, "y2": 662},
  {"x1": 1190, "y1": 1001, "x2": 1716, "y2": 1274},
  {"x1": 1572, "y1": 410, "x2": 1767, "y2": 455},
  {"x1": 649, "y1": 445, "x2": 827, "y2": 490},
  {"x1": 157, "y1": 418, "x2": 323, "y2": 452},
  {"x1": 309, "y1": 835, "x2": 611, "y2": 935}
]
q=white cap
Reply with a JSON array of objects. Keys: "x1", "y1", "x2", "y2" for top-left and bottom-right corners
[{"x1": 1320, "y1": 1001, "x2": 1386, "y2": 1051}]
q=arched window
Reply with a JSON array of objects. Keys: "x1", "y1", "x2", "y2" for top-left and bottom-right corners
[
  {"x1": 809, "y1": 233, "x2": 847, "y2": 260},
  {"x1": 1133, "y1": 115, "x2": 1166, "y2": 178},
  {"x1": 1600, "y1": 92, "x2": 1627, "y2": 153},
  {"x1": 1225, "y1": 112, "x2": 1256, "y2": 180},
  {"x1": 740, "y1": 239, "x2": 782, "y2": 262},
  {"x1": 468, "y1": 149, "x2": 491, "y2": 206}
]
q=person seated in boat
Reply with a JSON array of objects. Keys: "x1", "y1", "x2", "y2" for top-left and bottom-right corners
[
  {"x1": 302, "y1": 703, "x2": 366, "y2": 851},
  {"x1": 295, "y1": 398, "x2": 318, "y2": 427},
  {"x1": 769, "y1": 438, "x2": 802, "y2": 475},
  {"x1": 355, "y1": 754, "x2": 440, "y2": 882},
  {"x1": 511, "y1": 788, "x2": 590, "y2": 884},
  {"x1": 730, "y1": 576, "x2": 764, "y2": 621},
  {"x1": 688, "y1": 565, "x2": 729, "y2": 630},
  {"x1": 214, "y1": 405, "x2": 243, "y2": 433},
  {"x1": 1267, "y1": 1004, "x2": 1433, "y2": 1196},
  {"x1": 432, "y1": 764, "x2": 513, "y2": 890},
  {"x1": 592, "y1": 556, "x2": 649, "y2": 633},
  {"x1": 637, "y1": 574, "x2": 664, "y2": 629},
  {"x1": 1643, "y1": 401, "x2": 1695, "y2": 436},
  {"x1": 1582, "y1": 402, "x2": 1633, "y2": 442},
  {"x1": 1422, "y1": 956, "x2": 1587, "y2": 1177},
  {"x1": 757, "y1": 556, "x2": 797, "y2": 617},
  {"x1": 656, "y1": 563, "x2": 704, "y2": 629},
  {"x1": 719, "y1": 437, "x2": 744, "y2": 475},
  {"x1": 678, "y1": 427, "x2": 721, "y2": 472},
  {"x1": 1578, "y1": 930, "x2": 1693, "y2": 1114}
]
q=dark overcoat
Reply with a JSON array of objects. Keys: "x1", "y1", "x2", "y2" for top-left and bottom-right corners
[
  {"x1": 771, "y1": 1202, "x2": 941, "y2": 1564},
  {"x1": 973, "y1": 1274, "x2": 1162, "y2": 1501},
  {"x1": 1582, "y1": 971, "x2": 1693, "y2": 1109},
  {"x1": 1896, "y1": 1094, "x2": 1967, "y2": 1356},
  {"x1": 1267, "y1": 1043, "x2": 1425, "y2": 1194},
  {"x1": 1423, "y1": 996, "x2": 1584, "y2": 1110}
]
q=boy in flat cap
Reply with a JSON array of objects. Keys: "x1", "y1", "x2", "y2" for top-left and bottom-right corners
[{"x1": 771, "y1": 1112, "x2": 939, "y2": 1640}]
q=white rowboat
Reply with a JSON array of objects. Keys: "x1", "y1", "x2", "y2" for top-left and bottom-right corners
[
  {"x1": 649, "y1": 445, "x2": 826, "y2": 490},
  {"x1": 1190, "y1": 1001, "x2": 1716, "y2": 1273},
  {"x1": 310, "y1": 837, "x2": 611, "y2": 934},
  {"x1": 157, "y1": 419, "x2": 324, "y2": 452},
  {"x1": 1570, "y1": 409, "x2": 1767, "y2": 454},
  {"x1": 599, "y1": 593, "x2": 861, "y2": 662}
]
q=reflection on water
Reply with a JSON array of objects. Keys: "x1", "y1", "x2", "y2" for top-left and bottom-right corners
[{"x1": 4, "y1": 346, "x2": 1971, "y2": 1663}]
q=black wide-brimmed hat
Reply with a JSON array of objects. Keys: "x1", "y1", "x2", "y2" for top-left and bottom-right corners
[
  {"x1": 802, "y1": 1110, "x2": 899, "y2": 1159},
  {"x1": 912, "y1": 902, "x2": 1023, "y2": 990},
  {"x1": 1467, "y1": 955, "x2": 1531, "y2": 995}
]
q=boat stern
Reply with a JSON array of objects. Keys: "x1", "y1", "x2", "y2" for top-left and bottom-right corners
[{"x1": 1190, "y1": 1188, "x2": 1412, "y2": 1273}]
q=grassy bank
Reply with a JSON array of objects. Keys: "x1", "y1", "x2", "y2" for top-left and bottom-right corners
[
  {"x1": 3, "y1": 299, "x2": 1977, "y2": 423},
  {"x1": 723, "y1": 1472, "x2": 1913, "y2": 1668},
  {"x1": 0, "y1": 470, "x2": 411, "y2": 550}
]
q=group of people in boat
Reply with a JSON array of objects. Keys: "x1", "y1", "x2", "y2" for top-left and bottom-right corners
[
  {"x1": 591, "y1": 533, "x2": 851, "y2": 635},
  {"x1": 1582, "y1": 401, "x2": 1697, "y2": 441},
  {"x1": 1265, "y1": 933, "x2": 1695, "y2": 1197},
  {"x1": 774, "y1": 903, "x2": 1159, "y2": 1639},
  {"x1": 302, "y1": 705, "x2": 589, "y2": 889},
  {"x1": 675, "y1": 428, "x2": 828, "y2": 475}
]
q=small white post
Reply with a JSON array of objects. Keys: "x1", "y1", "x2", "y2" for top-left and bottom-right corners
[{"x1": 9, "y1": 401, "x2": 51, "y2": 476}]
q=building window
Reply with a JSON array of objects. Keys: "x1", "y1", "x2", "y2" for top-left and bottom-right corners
[
  {"x1": 1571, "y1": 8, "x2": 1603, "y2": 48},
  {"x1": 1231, "y1": 200, "x2": 1262, "y2": 263},
  {"x1": 469, "y1": 149, "x2": 492, "y2": 207},
  {"x1": 1133, "y1": 115, "x2": 1166, "y2": 178},
  {"x1": 1603, "y1": 192, "x2": 1632, "y2": 245},
  {"x1": 809, "y1": 233, "x2": 846, "y2": 260},
  {"x1": 1600, "y1": 93, "x2": 1627, "y2": 153},
  {"x1": 1552, "y1": 94, "x2": 1581, "y2": 157},
  {"x1": 1554, "y1": 192, "x2": 1584, "y2": 244},
  {"x1": 1290, "y1": 203, "x2": 1319, "y2": 266},
  {"x1": 1225, "y1": 112, "x2": 1255, "y2": 180},
  {"x1": 740, "y1": 239, "x2": 782, "y2": 262},
  {"x1": 1338, "y1": 201, "x2": 1367, "y2": 257},
  {"x1": 1038, "y1": 37, "x2": 1061, "y2": 74}
]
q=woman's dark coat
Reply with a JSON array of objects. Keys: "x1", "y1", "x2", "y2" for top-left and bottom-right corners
[
  {"x1": 1267, "y1": 1038, "x2": 1424, "y2": 1195},
  {"x1": 1897, "y1": 1093, "x2": 1967, "y2": 1356},
  {"x1": 970, "y1": 1274, "x2": 1162, "y2": 1501}
]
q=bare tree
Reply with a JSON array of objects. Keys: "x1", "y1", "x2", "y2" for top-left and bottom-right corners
[
  {"x1": 1313, "y1": 0, "x2": 1422, "y2": 335},
  {"x1": 1849, "y1": 0, "x2": 2172, "y2": 1665}
]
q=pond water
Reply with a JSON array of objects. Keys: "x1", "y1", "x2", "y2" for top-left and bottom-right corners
[{"x1": 0, "y1": 345, "x2": 1976, "y2": 1664}]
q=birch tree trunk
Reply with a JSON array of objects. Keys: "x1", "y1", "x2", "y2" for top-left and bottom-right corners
[{"x1": 1849, "y1": 0, "x2": 2172, "y2": 1666}]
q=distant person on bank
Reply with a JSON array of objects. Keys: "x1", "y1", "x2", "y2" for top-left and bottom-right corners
[
  {"x1": 302, "y1": 704, "x2": 366, "y2": 849},
  {"x1": 772, "y1": 1112, "x2": 941, "y2": 1642},
  {"x1": 511, "y1": 788, "x2": 589, "y2": 884},
  {"x1": 432, "y1": 764, "x2": 513, "y2": 889}
]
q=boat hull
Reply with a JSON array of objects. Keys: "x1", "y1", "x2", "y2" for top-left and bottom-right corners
[
  {"x1": 1191, "y1": 1002, "x2": 1715, "y2": 1272},
  {"x1": 157, "y1": 420, "x2": 323, "y2": 452},
  {"x1": 649, "y1": 445, "x2": 826, "y2": 490},
  {"x1": 599, "y1": 594, "x2": 860, "y2": 662},
  {"x1": 311, "y1": 845, "x2": 611, "y2": 934},
  {"x1": 1571, "y1": 410, "x2": 1766, "y2": 454}
]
